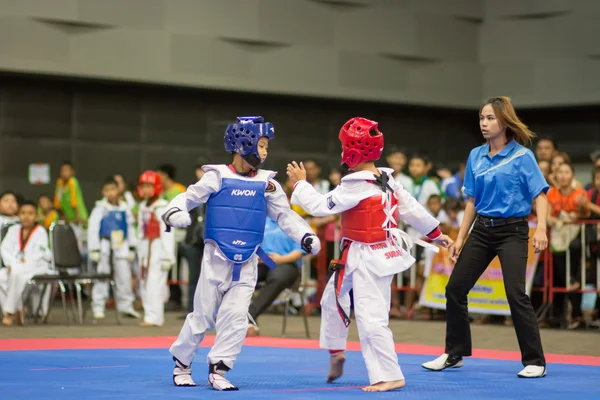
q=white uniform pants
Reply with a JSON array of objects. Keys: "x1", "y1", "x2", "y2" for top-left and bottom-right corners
[
  {"x1": 320, "y1": 263, "x2": 405, "y2": 384},
  {"x1": 170, "y1": 242, "x2": 257, "y2": 369},
  {"x1": 92, "y1": 252, "x2": 135, "y2": 314},
  {"x1": 0, "y1": 263, "x2": 52, "y2": 314},
  {"x1": 140, "y1": 240, "x2": 169, "y2": 326}
]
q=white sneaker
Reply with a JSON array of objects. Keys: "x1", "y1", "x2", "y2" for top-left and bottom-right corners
[
  {"x1": 517, "y1": 365, "x2": 546, "y2": 378},
  {"x1": 422, "y1": 353, "x2": 464, "y2": 371},
  {"x1": 93, "y1": 311, "x2": 105, "y2": 319}
]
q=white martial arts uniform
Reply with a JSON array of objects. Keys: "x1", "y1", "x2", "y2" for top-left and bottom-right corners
[
  {"x1": 0, "y1": 215, "x2": 20, "y2": 269},
  {"x1": 0, "y1": 215, "x2": 19, "y2": 229},
  {"x1": 291, "y1": 168, "x2": 442, "y2": 385},
  {"x1": 0, "y1": 224, "x2": 53, "y2": 315},
  {"x1": 168, "y1": 165, "x2": 314, "y2": 371},
  {"x1": 87, "y1": 199, "x2": 137, "y2": 315},
  {"x1": 137, "y1": 198, "x2": 175, "y2": 326}
]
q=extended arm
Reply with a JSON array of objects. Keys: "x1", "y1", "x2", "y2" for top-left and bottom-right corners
[
  {"x1": 291, "y1": 180, "x2": 360, "y2": 217},
  {"x1": 395, "y1": 186, "x2": 443, "y2": 239}
]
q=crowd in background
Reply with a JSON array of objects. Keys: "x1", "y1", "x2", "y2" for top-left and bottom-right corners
[{"x1": 0, "y1": 137, "x2": 599, "y2": 331}]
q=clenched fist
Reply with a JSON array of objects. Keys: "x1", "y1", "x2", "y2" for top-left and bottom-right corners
[
  {"x1": 301, "y1": 233, "x2": 321, "y2": 255},
  {"x1": 163, "y1": 208, "x2": 191, "y2": 228}
]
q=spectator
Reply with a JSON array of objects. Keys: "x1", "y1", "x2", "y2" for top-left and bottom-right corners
[
  {"x1": 180, "y1": 159, "x2": 206, "y2": 316},
  {"x1": 114, "y1": 174, "x2": 137, "y2": 210},
  {"x1": 0, "y1": 200, "x2": 53, "y2": 326},
  {"x1": 37, "y1": 195, "x2": 58, "y2": 230},
  {"x1": 87, "y1": 177, "x2": 139, "y2": 320},
  {"x1": 247, "y1": 216, "x2": 306, "y2": 336},
  {"x1": 328, "y1": 168, "x2": 342, "y2": 190},
  {"x1": 156, "y1": 164, "x2": 187, "y2": 312},
  {"x1": 156, "y1": 164, "x2": 186, "y2": 201},
  {"x1": 584, "y1": 153, "x2": 600, "y2": 190},
  {"x1": 439, "y1": 162, "x2": 467, "y2": 201},
  {"x1": 53, "y1": 161, "x2": 88, "y2": 226},
  {"x1": 0, "y1": 191, "x2": 20, "y2": 228},
  {"x1": 385, "y1": 146, "x2": 412, "y2": 190},
  {"x1": 408, "y1": 153, "x2": 441, "y2": 206},
  {"x1": 547, "y1": 163, "x2": 587, "y2": 329},
  {"x1": 537, "y1": 160, "x2": 552, "y2": 187},
  {"x1": 550, "y1": 152, "x2": 583, "y2": 189},
  {"x1": 442, "y1": 197, "x2": 464, "y2": 230},
  {"x1": 303, "y1": 159, "x2": 330, "y2": 194},
  {"x1": 535, "y1": 137, "x2": 557, "y2": 162},
  {"x1": 586, "y1": 167, "x2": 600, "y2": 215}
]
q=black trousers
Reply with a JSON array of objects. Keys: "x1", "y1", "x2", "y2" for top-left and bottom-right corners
[
  {"x1": 168, "y1": 242, "x2": 186, "y2": 306},
  {"x1": 445, "y1": 219, "x2": 546, "y2": 367},
  {"x1": 248, "y1": 263, "x2": 299, "y2": 321},
  {"x1": 182, "y1": 243, "x2": 204, "y2": 313}
]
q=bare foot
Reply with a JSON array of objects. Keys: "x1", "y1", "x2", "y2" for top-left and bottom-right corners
[
  {"x1": 389, "y1": 306, "x2": 404, "y2": 319},
  {"x1": 326, "y1": 352, "x2": 346, "y2": 383},
  {"x1": 246, "y1": 325, "x2": 260, "y2": 337},
  {"x1": 362, "y1": 379, "x2": 406, "y2": 392},
  {"x1": 139, "y1": 321, "x2": 160, "y2": 327},
  {"x1": 2, "y1": 314, "x2": 14, "y2": 327}
]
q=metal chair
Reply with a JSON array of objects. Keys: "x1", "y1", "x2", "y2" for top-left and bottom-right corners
[
  {"x1": 30, "y1": 221, "x2": 120, "y2": 325},
  {"x1": 281, "y1": 256, "x2": 311, "y2": 338}
]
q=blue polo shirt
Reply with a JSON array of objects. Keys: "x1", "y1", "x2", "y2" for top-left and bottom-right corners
[
  {"x1": 462, "y1": 139, "x2": 549, "y2": 218},
  {"x1": 260, "y1": 217, "x2": 306, "y2": 267}
]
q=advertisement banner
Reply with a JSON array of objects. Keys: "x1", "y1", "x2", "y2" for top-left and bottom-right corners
[{"x1": 419, "y1": 228, "x2": 540, "y2": 316}]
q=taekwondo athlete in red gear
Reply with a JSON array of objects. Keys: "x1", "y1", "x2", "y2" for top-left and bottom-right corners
[
  {"x1": 287, "y1": 117, "x2": 454, "y2": 393},
  {"x1": 137, "y1": 171, "x2": 176, "y2": 327},
  {"x1": 162, "y1": 116, "x2": 320, "y2": 391}
]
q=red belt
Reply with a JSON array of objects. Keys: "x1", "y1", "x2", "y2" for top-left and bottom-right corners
[{"x1": 329, "y1": 241, "x2": 351, "y2": 328}]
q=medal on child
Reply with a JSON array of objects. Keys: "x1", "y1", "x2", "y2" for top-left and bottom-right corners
[{"x1": 18, "y1": 224, "x2": 39, "y2": 263}]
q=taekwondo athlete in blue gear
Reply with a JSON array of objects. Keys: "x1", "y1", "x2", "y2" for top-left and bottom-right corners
[
  {"x1": 87, "y1": 179, "x2": 139, "y2": 320},
  {"x1": 162, "y1": 116, "x2": 321, "y2": 391}
]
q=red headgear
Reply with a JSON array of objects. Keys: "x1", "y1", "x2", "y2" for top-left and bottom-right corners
[
  {"x1": 339, "y1": 117, "x2": 384, "y2": 169},
  {"x1": 138, "y1": 170, "x2": 163, "y2": 198}
]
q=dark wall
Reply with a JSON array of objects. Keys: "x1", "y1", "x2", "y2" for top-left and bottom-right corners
[{"x1": 1, "y1": 74, "x2": 598, "y2": 209}]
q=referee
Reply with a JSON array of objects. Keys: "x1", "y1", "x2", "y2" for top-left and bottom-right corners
[{"x1": 422, "y1": 97, "x2": 549, "y2": 378}]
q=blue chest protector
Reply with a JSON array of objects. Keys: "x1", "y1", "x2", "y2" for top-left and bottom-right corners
[
  {"x1": 99, "y1": 210, "x2": 128, "y2": 240},
  {"x1": 204, "y1": 178, "x2": 275, "y2": 280}
]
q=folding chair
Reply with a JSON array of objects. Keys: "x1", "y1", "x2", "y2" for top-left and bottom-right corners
[
  {"x1": 281, "y1": 256, "x2": 311, "y2": 338},
  {"x1": 30, "y1": 221, "x2": 120, "y2": 325}
]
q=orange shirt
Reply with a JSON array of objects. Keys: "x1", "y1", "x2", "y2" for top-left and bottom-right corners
[{"x1": 547, "y1": 187, "x2": 585, "y2": 217}]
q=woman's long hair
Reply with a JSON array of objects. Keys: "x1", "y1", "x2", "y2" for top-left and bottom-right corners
[{"x1": 480, "y1": 96, "x2": 536, "y2": 146}]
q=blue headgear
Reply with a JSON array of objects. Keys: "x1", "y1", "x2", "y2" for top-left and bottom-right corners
[{"x1": 224, "y1": 116, "x2": 275, "y2": 168}]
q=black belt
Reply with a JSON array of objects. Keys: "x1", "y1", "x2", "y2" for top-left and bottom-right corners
[{"x1": 477, "y1": 215, "x2": 527, "y2": 228}]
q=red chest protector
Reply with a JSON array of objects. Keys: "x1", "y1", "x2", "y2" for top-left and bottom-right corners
[
  {"x1": 341, "y1": 194, "x2": 398, "y2": 244},
  {"x1": 143, "y1": 210, "x2": 161, "y2": 241}
]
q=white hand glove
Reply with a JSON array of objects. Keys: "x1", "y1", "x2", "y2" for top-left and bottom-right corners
[
  {"x1": 165, "y1": 208, "x2": 192, "y2": 228},
  {"x1": 89, "y1": 251, "x2": 101, "y2": 263},
  {"x1": 160, "y1": 260, "x2": 173, "y2": 271},
  {"x1": 301, "y1": 233, "x2": 321, "y2": 255},
  {"x1": 127, "y1": 248, "x2": 136, "y2": 263}
]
